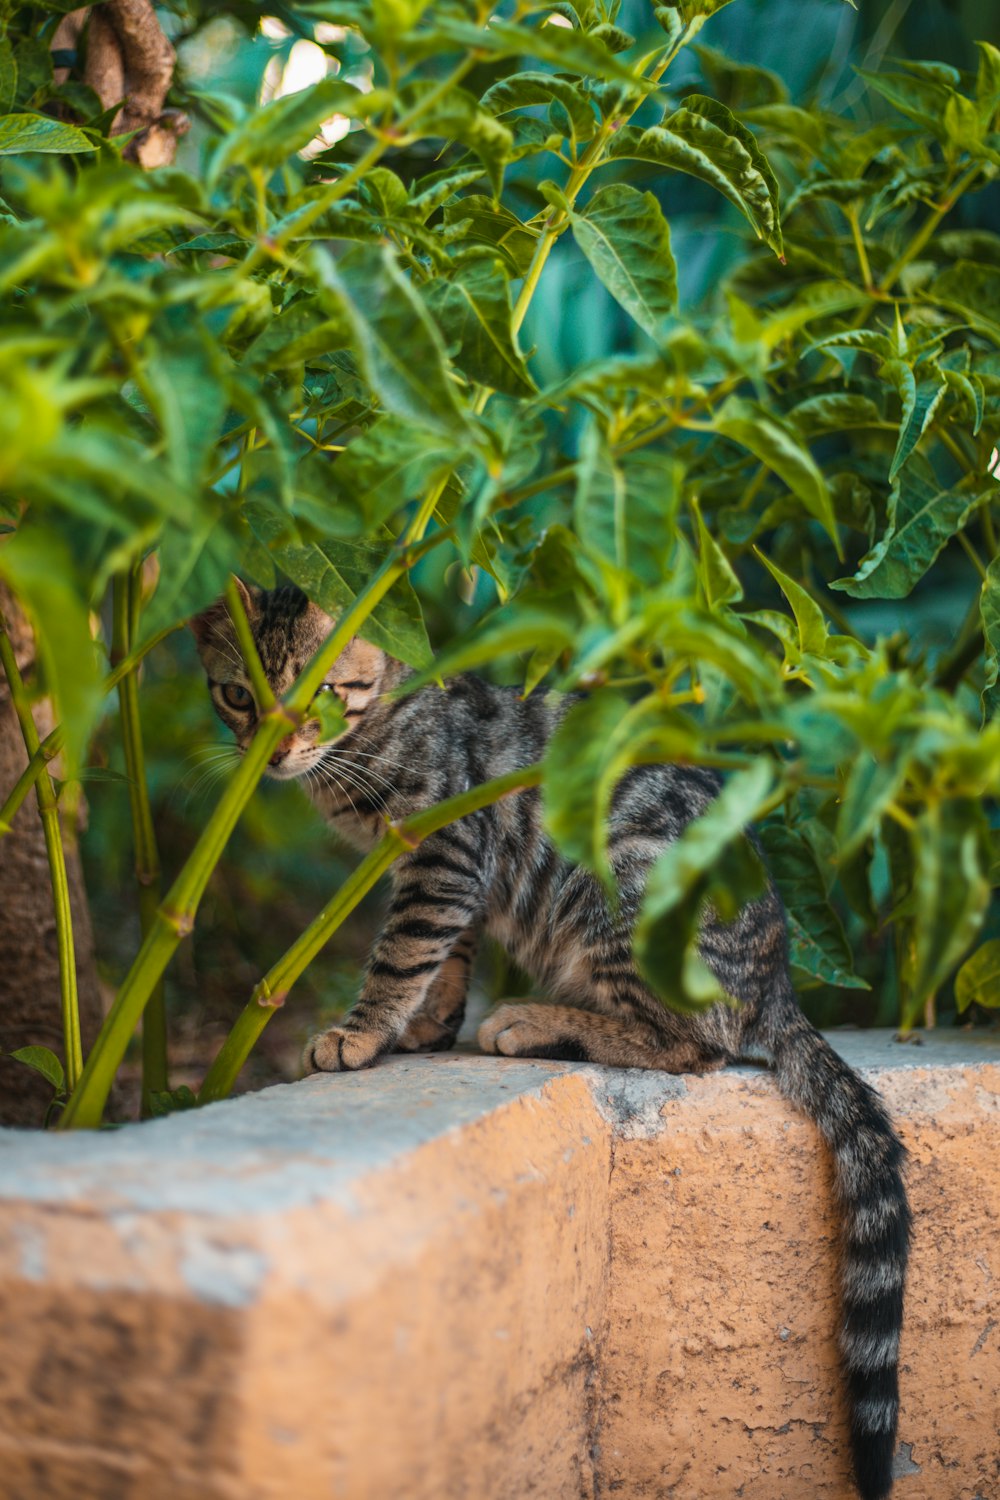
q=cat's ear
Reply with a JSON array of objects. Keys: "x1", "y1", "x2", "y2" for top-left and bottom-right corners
[{"x1": 189, "y1": 578, "x2": 260, "y2": 652}]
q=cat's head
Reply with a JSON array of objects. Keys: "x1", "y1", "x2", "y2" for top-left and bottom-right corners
[{"x1": 190, "y1": 580, "x2": 388, "y2": 780}]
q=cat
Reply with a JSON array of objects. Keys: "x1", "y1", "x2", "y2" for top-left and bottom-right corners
[{"x1": 192, "y1": 579, "x2": 911, "y2": 1500}]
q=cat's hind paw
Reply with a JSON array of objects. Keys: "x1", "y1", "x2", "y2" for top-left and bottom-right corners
[{"x1": 302, "y1": 1025, "x2": 384, "y2": 1074}]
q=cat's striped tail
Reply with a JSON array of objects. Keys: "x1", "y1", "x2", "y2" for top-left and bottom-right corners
[{"x1": 767, "y1": 1005, "x2": 911, "y2": 1500}]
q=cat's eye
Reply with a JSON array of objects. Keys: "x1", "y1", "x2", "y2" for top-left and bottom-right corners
[{"x1": 221, "y1": 683, "x2": 253, "y2": 711}]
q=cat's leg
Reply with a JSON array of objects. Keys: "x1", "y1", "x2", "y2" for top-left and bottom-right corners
[
  {"x1": 304, "y1": 835, "x2": 484, "y2": 1074},
  {"x1": 395, "y1": 929, "x2": 478, "y2": 1053},
  {"x1": 478, "y1": 1003, "x2": 727, "y2": 1074}
]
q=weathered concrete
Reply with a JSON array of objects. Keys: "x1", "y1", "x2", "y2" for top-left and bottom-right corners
[{"x1": 0, "y1": 1031, "x2": 997, "y2": 1500}]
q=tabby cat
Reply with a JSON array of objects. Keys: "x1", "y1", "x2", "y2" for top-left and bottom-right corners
[{"x1": 193, "y1": 580, "x2": 911, "y2": 1500}]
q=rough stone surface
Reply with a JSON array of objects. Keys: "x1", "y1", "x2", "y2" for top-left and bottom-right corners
[{"x1": 0, "y1": 1032, "x2": 997, "y2": 1499}]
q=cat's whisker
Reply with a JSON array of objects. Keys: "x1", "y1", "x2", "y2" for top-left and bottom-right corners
[
  {"x1": 312, "y1": 762, "x2": 369, "y2": 825},
  {"x1": 315, "y1": 763, "x2": 390, "y2": 819},
  {"x1": 311, "y1": 756, "x2": 392, "y2": 820},
  {"x1": 321, "y1": 751, "x2": 400, "y2": 799}
]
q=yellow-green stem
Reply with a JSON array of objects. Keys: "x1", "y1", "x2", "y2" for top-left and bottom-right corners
[
  {"x1": 113, "y1": 567, "x2": 167, "y2": 1112},
  {"x1": 225, "y1": 576, "x2": 275, "y2": 711},
  {"x1": 199, "y1": 763, "x2": 544, "y2": 1103},
  {"x1": 0, "y1": 615, "x2": 82, "y2": 1091},
  {"x1": 879, "y1": 163, "x2": 982, "y2": 294},
  {"x1": 0, "y1": 725, "x2": 61, "y2": 835}
]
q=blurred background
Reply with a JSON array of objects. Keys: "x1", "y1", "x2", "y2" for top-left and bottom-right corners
[{"x1": 81, "y1": 0, "x2": 1000, "y2": 1095}]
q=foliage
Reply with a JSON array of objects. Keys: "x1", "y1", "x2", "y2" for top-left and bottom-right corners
[{"x1": 1, "y1": 0, "x2": 1000, "y2": 1125}]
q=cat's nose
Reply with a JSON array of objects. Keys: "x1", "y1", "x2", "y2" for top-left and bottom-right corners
[{"x1": 268, "y1": 745, "x2": 291, "y2": 767}]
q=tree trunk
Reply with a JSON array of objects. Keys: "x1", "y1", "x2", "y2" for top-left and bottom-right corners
[{"x1": 0, "y1": 583, "x2": 104, "y2": 1126}]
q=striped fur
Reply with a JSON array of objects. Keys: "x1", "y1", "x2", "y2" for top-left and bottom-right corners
[{"x1": 193, "y1": 583, "x2": 911, "y2": 1500}]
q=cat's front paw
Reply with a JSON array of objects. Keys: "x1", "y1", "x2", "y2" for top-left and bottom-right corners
[
  {"x1": 478, "y1": 1003, "x2": 535, "y2": 1055},
  {"x1": 302, "y1": 1025, "x2": 384, "y2": 1074}
]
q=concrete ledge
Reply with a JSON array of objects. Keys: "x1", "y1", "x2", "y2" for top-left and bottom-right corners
[{"x1": 1, "y1": 1032, "x2": 998, "y2": 1500}]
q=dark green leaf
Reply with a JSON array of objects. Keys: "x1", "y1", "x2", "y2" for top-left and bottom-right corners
[
  {"x1": 8, "y1": 1045, "x2": 65, "y2": 1092},
  {"x1": 424, "y1": 259, "x2": 536, "y2": 397},
  {"x1": 832, "y1": 457, "x2": 983, "y2": 599},
  {"x1": 713, "y1": 397, "x2": 839, "y2": 546},
  {"x1": 320, "y1": 243, "x2": 473, "y2": 438},
  {"x1": 955, "y1": 939, "x2": 1000, "y2": 1011},
  {"x1": 0, "y1": 114, "x2": 95, "y2": 155},
  {"x1": 569, "y1": 183, "x2": 677, "y2": 340}
]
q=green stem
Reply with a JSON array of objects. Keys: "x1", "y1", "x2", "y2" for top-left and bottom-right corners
[
  {"x1": 59, "y1": 529, "x2": 452, "y2": 1129},
  {"x1": 879, "y1": 163, "x2": 981, "y2": 294},
  {"x1": 225, "y1": 576, "x2": 274, "y2": 711},
  {"x1": 957, "y1": 529, "x2": 988, "y2": 583},
  {"x1": 511, "y1": 52, "x2": 673, "y2": 338},
  {"x1": 198, "y1": 763, "x2": 544, "y2": 1103},
  {"x1": 0, "y1": 613, "x2": 82, "y2": 1092},
  {"x1": 844, "y1": 202, "x2": 874, "y2": 292},
  {"x1": 0, "y1": 725, "x2": 61, "y2": 835},
  {"x1": 113, "y1": 567, "x2": 168, "y2": 1113}
]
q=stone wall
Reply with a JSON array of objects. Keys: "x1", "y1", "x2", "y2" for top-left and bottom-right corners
[{"x1": 0, "y1": 1031, "x2": 997, "y2": 1499}]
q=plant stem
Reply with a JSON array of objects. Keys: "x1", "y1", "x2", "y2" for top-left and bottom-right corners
[
  {"x1": 198, "y1": 763, "x2": 544, "y2": 1103},
  {"x1": 112, "y1": 567, "x2": 168, "y2": 1114},
  {"x1": 879, "y1": 163, "x2": 981, "y2": 294},
  {"x1": 957, "y1": 529, "x2": 988, "y2": 583},
  {"x1": 844, "y1": 202, "x2": 873, "y2": 292},
  {"x1": 0, "y1": 613, "x2": 82, "y2": 1092},
  {"x1": 0, "y1": 725, "x2": 61, "y2": 834},
  {"x1": 225, "y1": 576, "x2": 274, "y2": 711},
  {"x1": 511, "y1": 52, "x2": 672, "y2": 338}
]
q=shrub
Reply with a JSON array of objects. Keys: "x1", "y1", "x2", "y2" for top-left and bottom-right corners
[{"x1": 1, "y1": 0, "x2": 998, "y2": 1126}]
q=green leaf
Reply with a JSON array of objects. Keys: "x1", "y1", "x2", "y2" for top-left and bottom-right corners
[
  {"x1": 855, "y1": 66, "x2": 956, "y2": 137},
  {"x1": 975, "y1": 41, "x2": 1000, "y2": 128},
  {"x1": 635, "y1": 762, "x2": 775, "y2": 1011},
  {"x1": 430, "y1": 17, "x2": 651, "y2": 88},
  {"x1": 569, "y1": 183, "x2": 677, "y2": 341},
  {"x1": 320, "y1": 243, "x2": 473, "y2": 439},
  {"x1": 759, "y1": 825, "x2": 868, "y2": 991},
  {"x1": 8, "y1": 1045, "x2": 65, "y2": 1093},
  {"x1": 610, "y1": 99, "x2": 781, "y2": 255},
  {"x1": 0, "y1": 40, "x2": 17, "y2": 115},
  {"x1": 908, "y1": 799, "x2": 990, "y2": 1024},
  {"x1": 981, "y1": 556, "x2": 1000, "y2": 722},
  {"x1": 836, "y1": 753, "x2": 908, "y2": 860},
  {"x1": 0, "y1": 527, "x2": 103, "y2": 777},
  {"x1": 790, "y1": 392, "x2": 883, "y2": 437},
  {"x1": 753, "y1": 550, "x2": 827, "y2": 656},
  {"x1": 142, "y1": 329, "x2": 227, "y2": 488},
  {"x1": 332, "y1": 415, "x2": 461, "y2": 529},
  {"x1": 443, "y1": 196, "x2": 538, "y2": 276},
  {"x1": 407, "y1": 83, "x2": 513, "y2": 198},
  {"x1": 210, "y1": 77, "x2": 375, "y2": 178},
  {"x1": 927, "y1": 260, "x2": 1000, "y2": 344},
  {"x1": 143, "y1": 514, "x2": 242, "y2": 642},
  {"x1": 312, "y1": 687, "x2": 349, "y2": 742},
  {"x1": 0, "y1": 114, "x2": 95, "y2": 155},
  {"x1": 543, "y1": 693, "x2": 627, "y2": 881},
  {"x1": 423, "y1": 259, "x2": 536, "y2": 398},
  {"x1": 679, "y1": 94, "x2": 782, "y2": 256},
  {"x1": 692, "y1": 496, "x2": 742, "y2": 608},
  {"x1": 480, "y1": 70, "x2": 595, "y2": 143},
  {"x1": 404, "y1": 605, "x2": 574, "y2": 689},
  {"x1": 250, "y1": 517, "x2": 432, "y2": 669},
  {"x1": 832, "y1": 457, "x2": 983, "y2": 599},
  {"x1": 713, "y1": 397, "x2": 839, "y2": 548},
  {"x1": 955, "y1": 939, "x2": 1000, "y2": 1011},
  {"x1": 881, "y1": 360, "x2": 946, "y2": 482}
]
